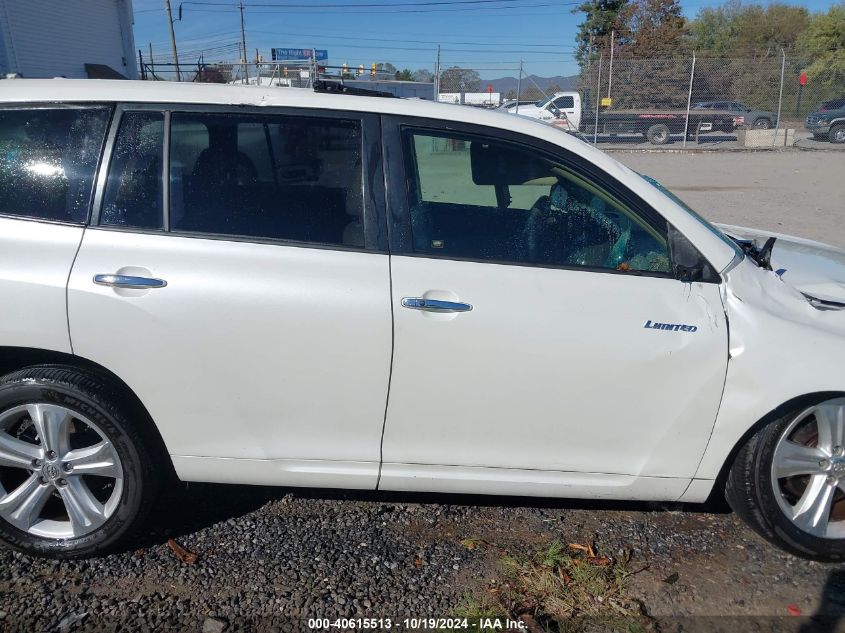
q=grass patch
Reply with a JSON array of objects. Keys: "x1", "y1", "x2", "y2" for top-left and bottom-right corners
[{"x1": 458, "y1": 540, "x2": 653, "y2": 633}]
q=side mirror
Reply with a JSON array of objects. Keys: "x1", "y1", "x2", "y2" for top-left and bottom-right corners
[{"x1": 668, "y1": 224, "x2": 720, "y2": 283}]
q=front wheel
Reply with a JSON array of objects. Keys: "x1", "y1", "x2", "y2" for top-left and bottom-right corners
[
  {"x1": 0, "y1": 366, "x2": 159, "y2": 558},
  {"x1": 726, "y1": 397, "x2": 845, "y2": 561},
  {"x1": 830, "y1": 124, "x2": 845, "y2": 144}
]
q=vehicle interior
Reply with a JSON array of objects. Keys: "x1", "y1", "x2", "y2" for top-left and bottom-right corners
[
  {"x1": 168, "y1": 112, "x2": 364, "y2": 246},
  {"x1": 403, "y1": 132, "x2": 671, "y2": 273}
]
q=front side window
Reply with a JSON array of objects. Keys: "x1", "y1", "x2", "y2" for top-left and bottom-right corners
[
  {"x1": 169, "y1": 112, "x2": 364, "y2": 247},
  {"x1": 402, "y1": 129, "x2": 671, "y2": 274},
  {"x1": 100, "y1": 111, "x2": 164, "y2": 229},
  {"x1": 0, "y1": 106, "x2": 110, "y2": 223},
  {"x1": 553, "y1": 96, "x2": 575, "y2": 109}
]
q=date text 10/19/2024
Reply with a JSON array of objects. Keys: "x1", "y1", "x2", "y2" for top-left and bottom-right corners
[{"x1": 308, "y1": 618, "x2": 528, "y2": 630}]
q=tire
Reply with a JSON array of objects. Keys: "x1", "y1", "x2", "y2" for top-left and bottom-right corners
[
  {"x1": 646, "y1": 124, "x2": 670, "y2": 145},
  {"x1": 829, "y1": 124, "x2": 845, "y2": 144},
  {"x1": 726, "y1": 397, "x2": 845, "y2": 561},
  {"x1": 0, "y1": 365, "x2": 160, "y2": 558},
  {"x1": 753, "y1": 118, "x2": 772, "y2": 130}
]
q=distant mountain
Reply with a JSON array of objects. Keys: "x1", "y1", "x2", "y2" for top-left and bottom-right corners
[{"x1": 484, "y1": 74, "x2": 579, "y2": 95}]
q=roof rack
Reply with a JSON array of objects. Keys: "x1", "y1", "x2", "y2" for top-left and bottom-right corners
[{"x1": 313, "y1": 79, "x2": 396, "y2": 98}]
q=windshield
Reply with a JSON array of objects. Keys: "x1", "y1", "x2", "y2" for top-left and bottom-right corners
[
  {"x1": 639, "y1": 174, "x2": 745, "y2": 260},
  {"x1": 535, "y1": 95, "x2": 554, "y2": 108}
]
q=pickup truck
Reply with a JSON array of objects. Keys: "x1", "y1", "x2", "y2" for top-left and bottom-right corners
[
  {"x1": 806, "y1": 98, "x2": 845, "y2": 143},
  {"x1": 508, "y1": 92, "x2": 737, "y2": 145}
]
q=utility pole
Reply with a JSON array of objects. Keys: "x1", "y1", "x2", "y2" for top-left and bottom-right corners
[
  {"x1": 437, "y1": 46, "x2": 441, "y2": 94},
  {"x1": 607, "y1": 29, "x2": 615, "y2": 101},
  {"x1": 164, "y1": 0, "x2": 181, "y2": 81},
  {"x1": 239, "y1": 0, "x2": 249, "y2": 84},
  {"x1": 515, "y1": 60, "x2": 523, "y2": 114}
]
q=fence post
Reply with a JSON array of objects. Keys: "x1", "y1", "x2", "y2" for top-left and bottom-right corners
[
  {"x1": 515, "y1": 60, "x2": 523, "y2": 115},
  {"x1": 682, "y1": 51, "x2": 696, "y2": 149},
  {"x1": 773, "y1": 48, "x2": 786, "y2": 147},
  {"x1": 607, "y1": 30, "x2": 614, "y2": 102},
  {"x1": 138, "y1": 49, "x2": 145, "y2": 80},
  {"x1": 593, "y1": 53, "x2": 603, "y2": 144}
]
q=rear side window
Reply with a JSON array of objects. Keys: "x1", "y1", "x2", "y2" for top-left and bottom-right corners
[
  {"x1": 553, "y1": 96, "x2": 575, "y2": 109},
  {"x1": 100, "y1": 111, "x2": 164, "y2": 229},
  {"x1": 0, "y1": 106, "x2": 110, "y2": 223},
  {"x1": 169, "y1": 111, "x2": 364, "y2": 247}
]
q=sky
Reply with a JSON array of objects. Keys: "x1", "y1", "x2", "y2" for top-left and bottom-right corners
[{"x1": 131, "y1": 0, "x2": 837, "y2": 79}]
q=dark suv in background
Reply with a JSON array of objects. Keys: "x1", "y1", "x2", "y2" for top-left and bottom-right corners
[{"x1": 806, "y1": 98, "x2": 845, "y2": 143}]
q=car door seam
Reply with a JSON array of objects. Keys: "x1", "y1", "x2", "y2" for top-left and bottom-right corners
[
  {"x1": 376, "y1": 252, "x2": 395, "y2": 490},
  {"x1": 65, "y1": 226, "x2": 87, "y2": 355}
]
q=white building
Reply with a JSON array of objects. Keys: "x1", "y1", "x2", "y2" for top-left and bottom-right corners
[{"x1": 0, "y1": 0, "x2": 136, "y2": 79}]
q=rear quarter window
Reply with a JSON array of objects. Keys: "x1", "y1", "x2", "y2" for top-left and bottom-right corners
[{"x1": 0, "y1": 106, "x2": 110, "y2": 223}]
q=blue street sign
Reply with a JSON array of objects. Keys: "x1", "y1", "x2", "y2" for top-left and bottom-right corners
[{"x1": 271, "y1": 48, "x2": 328, "y2": 61}]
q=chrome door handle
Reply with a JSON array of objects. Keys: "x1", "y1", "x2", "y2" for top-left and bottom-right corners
[
  {"x1": 93, "y1": 274, "x2": 167, "y2": 289},
  {"x1": 401, "y1": 297, "x2": 473, "y2": 313}
]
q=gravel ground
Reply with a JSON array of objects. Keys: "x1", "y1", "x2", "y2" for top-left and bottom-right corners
[{"x1": 3, "y1": 151, "x2": 845, "y2": 633}]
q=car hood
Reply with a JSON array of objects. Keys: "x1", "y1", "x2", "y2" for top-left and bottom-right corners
[{"x1": 716, "y1": 224, "x2": 845, "y2": 304}]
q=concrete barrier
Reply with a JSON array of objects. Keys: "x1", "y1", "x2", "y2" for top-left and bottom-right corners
[{"x1": 737, "y1": 128, "x2": 795, "y2": 148}]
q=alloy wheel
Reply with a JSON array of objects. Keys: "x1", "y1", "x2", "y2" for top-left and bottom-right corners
[
  {"x1": 0, "y1": 403, "x2": 123, "y2": 539},
  {"x1": 771, "y1": 399, "x2": 845, "y2": 539}
]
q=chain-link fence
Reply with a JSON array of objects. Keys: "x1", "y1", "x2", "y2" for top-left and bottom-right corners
[{"x1": 136, "y1": 45, "x2": 844, "y2": 148}]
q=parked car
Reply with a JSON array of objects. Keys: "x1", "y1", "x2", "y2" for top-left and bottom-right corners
[
  {"x1": 4, "y1": 80, "x2": 845, "y2": 561},
  {"x1": 693, "y1": 100, "x2": 777, "y2": 129},
  {"x1": 806, "y1": 98, "x2": 845, "y2": 143},
  {"x1": 496, "y1": 99, "x2": 536, "y2": 112}
]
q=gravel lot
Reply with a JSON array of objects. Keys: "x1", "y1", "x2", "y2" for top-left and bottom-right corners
[{"x1": 3, "y1": 150, "x2": 845, "y2": 633}]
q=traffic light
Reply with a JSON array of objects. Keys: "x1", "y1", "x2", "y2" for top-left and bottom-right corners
[
  {"x1": 358, "y1": 64, "x2": 364, "y2": 76},
  {"x1": 371, "y1": 63, "x2": 377, "y2": 77}
]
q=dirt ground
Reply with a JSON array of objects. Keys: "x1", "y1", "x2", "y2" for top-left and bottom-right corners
[{"x1": 614, "y1": 150, "x2": 845, "y2": 249}]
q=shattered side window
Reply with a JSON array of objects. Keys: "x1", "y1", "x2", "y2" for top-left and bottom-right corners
[{"x1": 0, "y1": 107, "x2": 110, "y2": 223}]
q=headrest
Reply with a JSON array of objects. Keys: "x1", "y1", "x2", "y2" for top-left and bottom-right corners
[{"x1": 549, "y1": 182, "x2": 568, "y2": 211}]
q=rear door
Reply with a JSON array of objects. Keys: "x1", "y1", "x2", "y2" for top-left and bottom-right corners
[
  {"x1": 0, "y1": 104, "x2": 110, "y2": 354},
  {"x1": 68, "y1": 104, "x2": 392, "y2": 489}
]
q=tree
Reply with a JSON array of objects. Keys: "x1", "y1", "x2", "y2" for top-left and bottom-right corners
[
  {"x1": 573, "y1": 0, "x2": 629, "y2": 67},
  {"x1": 439, "y1": 67, "x2": 481, "y2": 92},
  {"x1": 395, "y1": 69, "x2": 414, "y2": 81},
  {"x1": 412, "y1": 68, "x2": 434, "y2": 83},
  {"x1": 618, "y1": 0, "x2": 687, "y2": 57},
  {"x1": 797, "y1": 4, "x2": 845, "y2": 92}
]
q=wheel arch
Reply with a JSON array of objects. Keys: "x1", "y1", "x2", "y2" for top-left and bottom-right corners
[
  {"x1": 0, "y1": 345, "x2": 176, "y2": 480},
  {"x1": 700, "y1": 390, "x2": 845, "y2": 504}
]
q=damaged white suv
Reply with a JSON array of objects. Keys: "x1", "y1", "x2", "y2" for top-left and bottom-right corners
[{"x1": 2, "y1": 79, "x2": 845, "y2": 561}]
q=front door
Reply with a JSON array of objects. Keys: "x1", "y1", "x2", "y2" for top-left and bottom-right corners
[
  {"x1": 68, "y1": 105, "x2": 391, "y2": 489},
  {"x1": 379, "y1": 120, "x2": 728, "y2": 497}
]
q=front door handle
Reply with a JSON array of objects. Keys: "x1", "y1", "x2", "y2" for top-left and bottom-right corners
[
  {"x1": 401, "y1": 297, "x2": 473, "y2": 313},
  {"x1": 94, "y1": 274, "x2": 167, "y2": 289}
]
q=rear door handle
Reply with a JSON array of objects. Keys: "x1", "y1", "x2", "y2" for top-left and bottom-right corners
[
  {"x1": 93, "y1": 274, "x2": 167, "y2": 289},
  {"x1": 401, "y1": 297, "x2": 472, "y2": 313}
]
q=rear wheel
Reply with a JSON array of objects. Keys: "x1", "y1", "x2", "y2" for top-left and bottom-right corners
[
  {"x1": 726, "y1": 397, "x2": 845, "y2": 561},
  {"x1": 646, "y1": 124, "x2": 670, "y2": 145},
  {"x1": 0, "y1": 366, "x2": 159, "y2": 558},
  {"x1": 753, "y1": 118, "x2": 772, "y2": 130},
  {"x1": 829, "y1": 124, "x2": 845, "y2": 144}
]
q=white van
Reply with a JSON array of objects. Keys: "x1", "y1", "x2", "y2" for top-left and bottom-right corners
[{"x1": 515, "y1": 91, "x2": 582, "y2": 129}]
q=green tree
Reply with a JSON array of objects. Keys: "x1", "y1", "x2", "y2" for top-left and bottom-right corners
[
  {"x1": 573, "y1": 0, "x2": 629, "y2": 66},
  {"x1": 797, "y1": 3, "x2": 845, "y2": 91},
  {"x1": 395, "y1": 69, "x2": 414, "y2": 81}
]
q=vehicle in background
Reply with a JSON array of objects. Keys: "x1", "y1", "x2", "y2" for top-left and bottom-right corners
[
  {"x1": 806, "y1": 98, "x2": 845, "y2": 143},
  {"x1": 496, "y1": 99, "x2": 536, "y2": 112},
  {"x1": 503, "y1": 92, "x2": 735, "y2": 144},
  {"x1": 693, "y1": 100, "x2": 777, "y2": 130},
  {"x1": 509, "y1": 92, "x2": 583, "y2": 130},
  {"x1": 583, "y1": 108, "x2": 736, "y2": 145}
]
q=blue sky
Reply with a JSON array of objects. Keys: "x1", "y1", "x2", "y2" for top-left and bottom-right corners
[{"x1": 132, "y1": 0, "x2": 837, "y2": 79}]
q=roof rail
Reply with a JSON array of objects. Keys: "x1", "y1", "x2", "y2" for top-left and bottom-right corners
[{"x1": 313, "y1": 79, "x2": 396, "y2": 98}]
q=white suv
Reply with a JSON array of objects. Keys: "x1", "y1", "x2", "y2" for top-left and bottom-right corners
[{"x1": 2, "y1": 79, "x2": 845, "y2": 561}]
